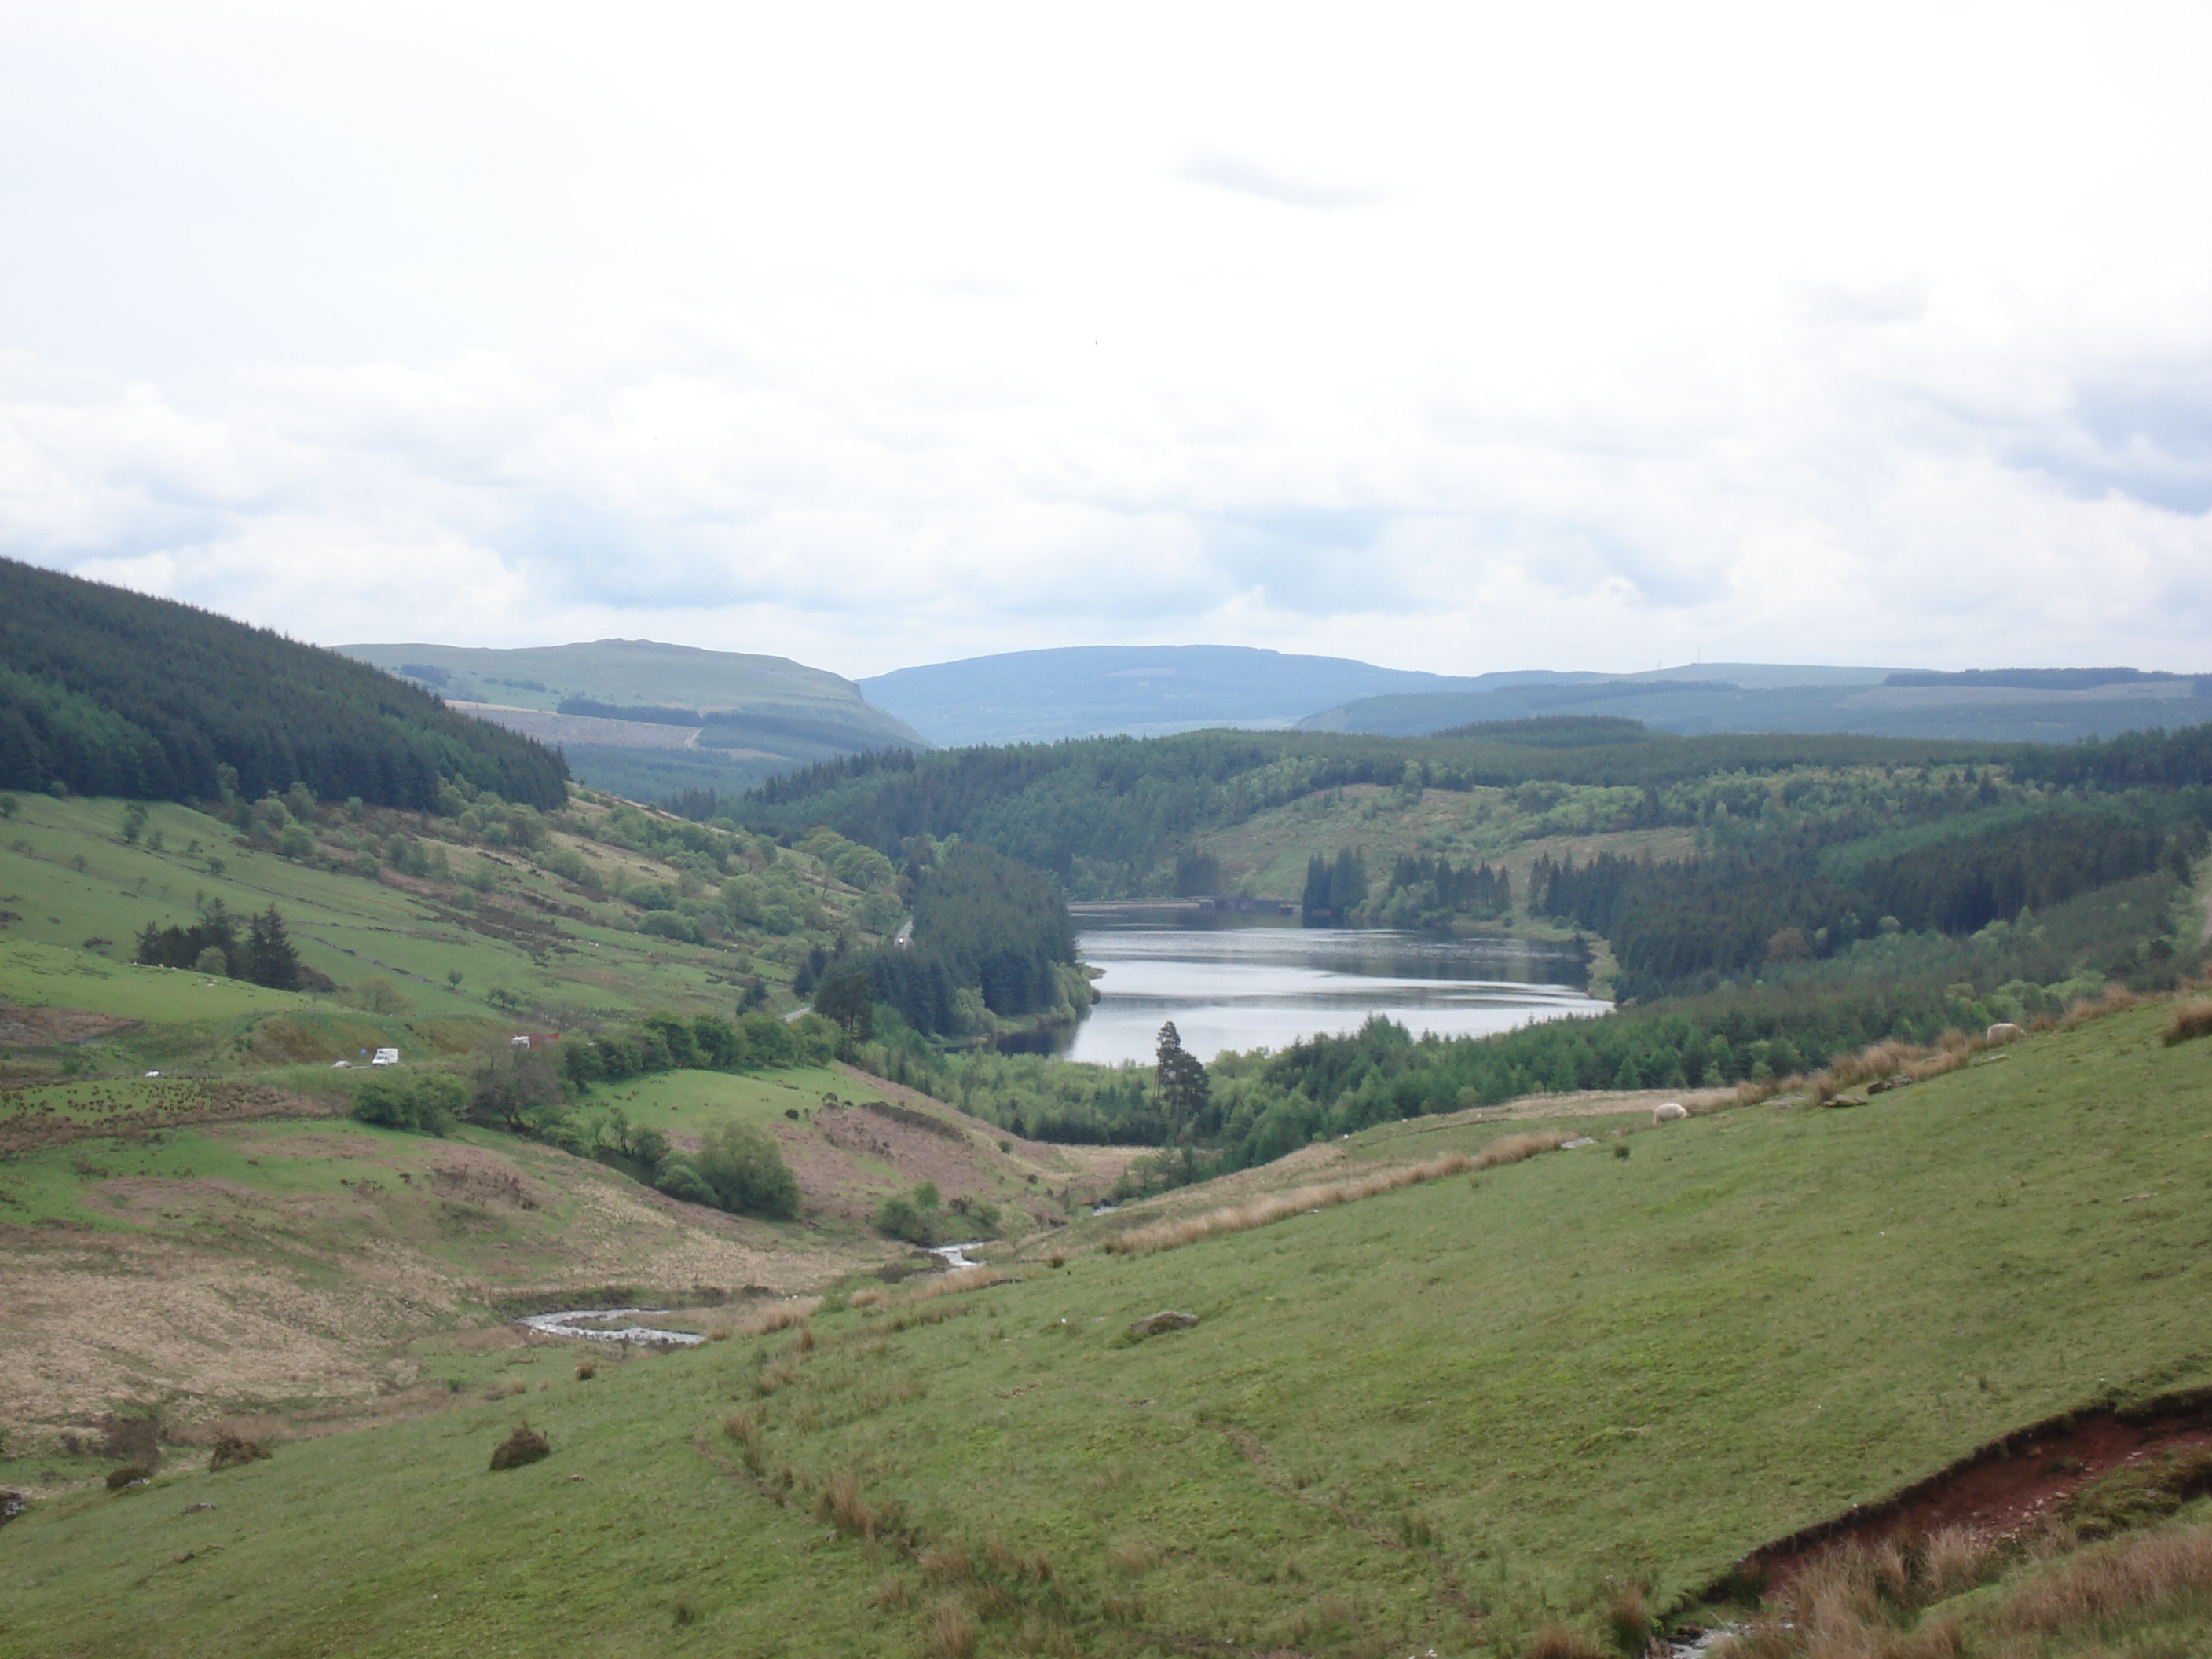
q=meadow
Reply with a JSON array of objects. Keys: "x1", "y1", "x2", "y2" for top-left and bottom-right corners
[{"x1": 4, "y1": 1001, "x2": 2207, "y2": 1657}]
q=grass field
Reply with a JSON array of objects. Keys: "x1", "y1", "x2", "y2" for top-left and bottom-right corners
[
  {"x1": 4, "y1": 1002, "x2": 2207, "y2": 1657},
  {"x1": 0, "y1": 792, "x2": 871, "y2": 1062}
]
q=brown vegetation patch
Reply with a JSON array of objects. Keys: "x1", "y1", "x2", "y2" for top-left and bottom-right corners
[
  {"x1": 0, "y1": 1001, "x2": 137, "y2": 1047},
  {"x1": 0, "y1": 1079, "x2": 334, "y2": 1157},
  {"x1": 1104, "y1": 1134, "x2": 1569, "y2": 1257},
  {"x1": 488, "y1": 1422, "x2": 550, "y2": 1470}
]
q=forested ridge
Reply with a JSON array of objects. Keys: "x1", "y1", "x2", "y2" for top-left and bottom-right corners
[
  {"x1": 807, "y1": 844, "x2": 1086, "y2": 1040},
  {"x1": 736, "y1": 722, "x2": 2212, "y2": 895},
  {"x1": 0, "y1": 558, "x2": 568, "y2": 809}
]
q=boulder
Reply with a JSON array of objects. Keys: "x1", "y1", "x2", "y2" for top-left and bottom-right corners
[{"x1": 1127, "y1": 1311, "x2": 1200, "y2": 1338}]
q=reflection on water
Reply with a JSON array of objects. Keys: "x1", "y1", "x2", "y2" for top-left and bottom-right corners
[{"x1": 1028, "y1": 909, "x2": 1609, "y2": 1066}]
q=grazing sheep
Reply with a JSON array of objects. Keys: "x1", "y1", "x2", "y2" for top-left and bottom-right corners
[
  {"x1": 1986, "y1": 1022, "x2": 2026, "y2": 1045},
  {"x1": 1652, "y1": 1101, "x2": 1689, "y2": 1123}
]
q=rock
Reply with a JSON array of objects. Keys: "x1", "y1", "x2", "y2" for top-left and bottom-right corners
[
  {"x1": 1127, "y1": 1311, "x2": 1200, "y2": 1338},
  {"x1": 1825, "y1": 1093, "x2": 1867, "y2": 1108},
  {"x1": 1561, "y1": 1137, "x2": 1596, "y2": 1148},
  {"x1": 0, "y1": 1491, "x2": 25, "y2": 1529}
]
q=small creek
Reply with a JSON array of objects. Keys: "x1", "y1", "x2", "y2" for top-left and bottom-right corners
[
  {"x1": 515, "y1": 1308, "x2": 707, "y2": 1346},
  {"x1": 925, "y1": 1242, "x2": 989, "y2": 1270}
]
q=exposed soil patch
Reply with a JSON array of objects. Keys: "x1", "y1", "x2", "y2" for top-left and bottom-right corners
[
  {"x1": 0, "y1": 1001, "x2": 139, "y2": 1047},
  {"x1": 1737, "y1": 1390, "x2": 2212, "y2": 1593}
]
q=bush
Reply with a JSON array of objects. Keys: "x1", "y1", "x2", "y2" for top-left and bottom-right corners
[
  {"x1": 207, "y1": 1433, "x2": 269, "y2": 1471},
  {"x1": 350, "y1": 1072, "x2": 463, "y2": 1136},
  {"x1": 875, "y1": 1182, "x2": 945, "y2": 1246},
  {"x1": 104, "y1": 1464, "x2": 152, "y2": 1492},
  {"x1": 694, "y1": 1123, "x2": 801, "y2": 1219},
  {"x1": 489, "y1": 1423, "x2": 551, "y2": 1471}
]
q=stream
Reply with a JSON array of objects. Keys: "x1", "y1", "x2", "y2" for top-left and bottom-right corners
[{"x1": 514, "y1": 1308, "x2": 707, "y2": 1346}]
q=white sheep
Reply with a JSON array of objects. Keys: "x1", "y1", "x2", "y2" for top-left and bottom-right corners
[
  {"x1": 1652, "y1": 1101, "x2": 1689, "y2": 1123},
  {"x1": 1986, "y1": 1022, "x2": 2026, "y2": 1045}
]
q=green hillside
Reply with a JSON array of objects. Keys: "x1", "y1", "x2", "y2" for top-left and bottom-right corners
[
  {"x1": 339, "y1": 639, "x2": 929, "y2": 802},
  {"x1": 3, "y1": 1001, "x2": 2208, "y2": 1657},
  {"x1": 0, "y1": 558, "x2": 566, "y2": 809}
]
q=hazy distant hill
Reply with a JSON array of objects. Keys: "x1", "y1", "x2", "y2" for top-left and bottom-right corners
[
  {"x1": 339, "y1": 639, "x2": 927, "y2": 802},
  {"x1": 855, "y1": 645, "x2": 1583, "y2": 745},
  {"x1": 1305, "y1": 663, "x2": 2212, "y2": 745}
]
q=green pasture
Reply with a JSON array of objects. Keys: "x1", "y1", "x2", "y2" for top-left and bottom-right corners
[
  {"x1": 581, "y1": 1066, "x2": 847, "y2": 1134},
  {"x1": 0, "y1": 939, "x2": 318, "y2": 1024},
  {"x1": 0, "y1": 1115, "x2": 515, "y2": 1233},
  {"x1": 5, "y1": 1005, "x2": 2209, "y2": 1656},
  {"x1": 0, "y1": 794, "x2": 826, "y2": 1071}
]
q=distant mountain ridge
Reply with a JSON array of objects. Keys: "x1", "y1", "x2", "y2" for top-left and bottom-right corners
[
  {"x1": 856, "y1": 645, "x2": 1563, "y2": 746},
  {"x1": 339, "y1": 639, "x2": 927, "y2": 803}
]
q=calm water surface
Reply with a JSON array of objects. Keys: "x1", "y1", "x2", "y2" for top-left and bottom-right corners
[{"x1": 1044, "y1": 909, "x2": 1609, "y2": 1066}]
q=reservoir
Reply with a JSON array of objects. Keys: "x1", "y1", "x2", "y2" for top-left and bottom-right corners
[{"x1": 1046, "y1": 907, "x2": 1610, "y2": 1066}]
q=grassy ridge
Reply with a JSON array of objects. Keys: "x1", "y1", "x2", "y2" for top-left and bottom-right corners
[{"x1": 4, "y1": 1003, "x2": 2207, "y2": 1656}]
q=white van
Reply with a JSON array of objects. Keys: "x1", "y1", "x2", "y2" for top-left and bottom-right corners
[{"x1": 371, "y1": 1047, "x2": 401, "y2": 1066}]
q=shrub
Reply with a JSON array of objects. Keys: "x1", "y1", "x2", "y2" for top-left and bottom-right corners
[
  {"x1": 488, "y1": 1423, "x2": 551, "y2": 1471},
  {"x1": 207, "y1": 1433, "x2": 269, "y2": 1471},
  {"x1": 350, "y1": 1072, "x2": 463, "y2": 1136},
  {"x1": 105, "y1": 1464, "x2": 153, "y2": 1492},
  {"x1": 874, "y1": 1181, "x2": 945, "y2": 1245},
  {"x1": 684, "y1": 1123, "x2": 800, "y2": 1219}
]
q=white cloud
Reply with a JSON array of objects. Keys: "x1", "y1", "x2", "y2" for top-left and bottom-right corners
[{"x1": 0, "y1": 0, "x2": 2207, "y2": 680}]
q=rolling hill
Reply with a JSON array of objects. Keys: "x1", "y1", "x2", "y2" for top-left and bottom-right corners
[
  {"x1": 855, "y1": 644, "x2": 1547, "y2": 745},
  {"x1": 1304, "y1": 663, "x2": 2212, "y2": 744},
  {"x1": 339, "y1": 639, "x2": 928, "y2": 802},
  {"x1": 0, "y1": 558, "x2": 566, "y2": 810},
  {"x1": 4, "y1": 998, "x2": 2209, "y2": 1657}
]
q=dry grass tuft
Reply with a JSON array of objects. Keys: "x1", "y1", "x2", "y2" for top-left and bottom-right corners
[
  {"x1": 2163, "y1": 998, "x2": 2212, "y2": 1046},
  {"x1": 1600, "y1": 1580, "x2": 1650, "y2": 1655},
  {"x1": 2002, "y1": 1522, "x2": 2212, "y2": 1632},
  {"x1": 573, "y1": 1357, "x2": 595, "y2": 1381},
  {"x1": 921, "y1": 1540, "x2": 972, "y2": 1585},
  {"x1": 923, "y1": 1597, "x2": 976, "y2": 1659},
  {"x1": 1524, "y1": 1621, "x2": 1609, "y2": 1659},
  {"x1": 1921, "y1": 1526, "x2": 1995, "y2": 1599},
  {"x1": 1107, "y1": 1537, "x2": 1159, "y2": 1577},
  {"x1": 2057, "y1": 983, "x2": 2150, "y2": 1029},
  {"x1": 754, "y1": 1302, "x2": 812, "y2": 1333},
  {"x1": 873, "y1": 1573, "x2": 910, "y2": 1610},
  {"x1": 722, "y1": 1409, "x2": 764, "y2": 1474},
  {"x1": 1104, "y1": 1137, "x2": 1568, "y2": 1257},
  {"x1": 815, "y1": 1469, "x2": 880, "y2": 1539},
  {"x1": 848, "y1": 1287, "x2": 888, "y2": 1309},
  {"x1": 896, "y1": 1265, "x2": 1012, "y2": 1304}
]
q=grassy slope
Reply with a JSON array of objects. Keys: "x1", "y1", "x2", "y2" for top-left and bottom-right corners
[
  {"x1": 5, "y1": 1005, "x2": 2206, "y2": 1657},
  {"x1": 0, "y1": 1064, "x2": 1120, "y2": 1452},
  {"x1": 0, "y1": 793, "x2": 859, "y2": 1061}
]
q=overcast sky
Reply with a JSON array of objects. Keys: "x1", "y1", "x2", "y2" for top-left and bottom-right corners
[{"x1": 2, "y1": 1, "x2": 2207, "y2": 680}]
